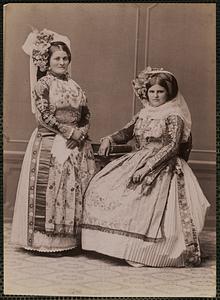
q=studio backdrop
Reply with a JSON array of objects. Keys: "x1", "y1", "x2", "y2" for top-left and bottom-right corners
[{"x1": 4, "y1": 3, "x2": 216, "y2": 227}]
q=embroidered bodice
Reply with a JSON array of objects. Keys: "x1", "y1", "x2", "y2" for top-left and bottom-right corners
[
  {"x1": 134, "y1": 117, "x2": 167, "y2": 147},
  {"x1": 108, "y1": 109, "x2": 184, "y2": 172},
  {"x1": 34, "y1": 71, "x2": 90, "y2": 139}
]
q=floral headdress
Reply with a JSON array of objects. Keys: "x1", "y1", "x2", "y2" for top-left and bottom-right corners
[
  {"x1": 22, "y1": 28, "x2": 71, "y2": 114},
  {"x1": 32, "y1": 29, "x2": 55, "y2": 72}
]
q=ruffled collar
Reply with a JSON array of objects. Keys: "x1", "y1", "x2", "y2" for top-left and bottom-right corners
[
  {"x1": 47, "y1": 70, "x2": 69, "y2": 81},
  {"x1": 139, "y1": 92, "x2": 192, "y2": 142},
  {"x1": 142, "y1": 97, "x2": 179, "y2": 116}
]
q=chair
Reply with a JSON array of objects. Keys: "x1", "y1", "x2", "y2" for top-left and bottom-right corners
[{"x1": 179, "y1": 133, "x2": 192, "y2": 162}]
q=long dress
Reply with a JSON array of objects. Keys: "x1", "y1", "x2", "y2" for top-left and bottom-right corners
[
  {"x1": 11, "y1": 71, "x2": 96, "y2": 252},
  {"x1": 82, "y1": 108, "x2": 210, "y2": 267}
]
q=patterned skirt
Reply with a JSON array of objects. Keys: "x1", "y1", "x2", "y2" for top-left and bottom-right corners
[
  {"x1": 11, "y1": 128, "x2": 96, "y2": 252},
  {"x1": 82, "y1": 151, "x2": 210, "y2": 267}
]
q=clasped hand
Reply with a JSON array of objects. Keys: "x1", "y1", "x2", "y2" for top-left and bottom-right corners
[
  {"x1": 66, "y1": 128, "x2": 86, "y2": 149},
  {"x1": 132, "y1": 166, "x2": 149, "y2": 183}
]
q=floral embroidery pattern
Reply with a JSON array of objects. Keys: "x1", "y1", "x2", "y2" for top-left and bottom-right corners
[
  {"x1": 34, "y1": 73, "x2": 90, "y2": 140},
  {"x1": 176, "y1": 162, "x2": 201, "y2": 266},
  {"x1": 32, "y1": 29, "x2": 54, "y2": 72},
  {"x1": 27, "y1": 72, "x2": 95, "y2": 245},
  {"x1": 27, "y1": 132, "x2": 42, "y2": 247}
]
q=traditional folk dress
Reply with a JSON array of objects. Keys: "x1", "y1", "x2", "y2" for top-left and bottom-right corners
[
  {"x1": 82, "y1": 95, "x2": 210, "y2": 267},
  {"x1": 11, "y1": 71, "x2": 96, "y2": 252}
]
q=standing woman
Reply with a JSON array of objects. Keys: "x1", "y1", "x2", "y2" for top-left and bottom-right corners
[
  {"x1": 11, "y1": 29, "x2": 96, "y2": 254},
  {"x1": 82, "y1": 67, "x2": 210, "y2": 267}
]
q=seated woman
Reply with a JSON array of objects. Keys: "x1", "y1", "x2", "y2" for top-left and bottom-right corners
[{"x1": 82, "y1": 67, "x2": 210, "y2": 267}]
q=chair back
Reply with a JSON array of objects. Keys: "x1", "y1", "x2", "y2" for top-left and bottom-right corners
[{"x1": 179, "y1": 133, "x2": 192, "y2": 162}]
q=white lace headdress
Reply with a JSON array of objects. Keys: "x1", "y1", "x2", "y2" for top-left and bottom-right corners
[{"x1": 22, "y1": 28, "x2": 71, "y2": 114}]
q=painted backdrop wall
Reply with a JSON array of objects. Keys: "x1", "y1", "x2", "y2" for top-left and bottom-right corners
[{"x1": 4, "y1": 3, "x2": 216, "y2": 227}]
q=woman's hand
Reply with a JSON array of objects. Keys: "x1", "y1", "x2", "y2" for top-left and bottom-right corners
[
  {"x1": 66, "y1": 128, "x2": 86, "y2": 149},
  {"x1": 71, "y1": 128, "x2": 85, "y2": 141},
  {"x1": 132, "y1": 166, "x2": 149, "y2": 183},
  {"x1": 98, "y1": 138, "x2": 111, "y2": 156}
]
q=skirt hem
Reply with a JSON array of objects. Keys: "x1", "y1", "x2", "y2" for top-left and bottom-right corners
[{"x1": 82, "y1": 228, "x2": 186, "y2": 267}]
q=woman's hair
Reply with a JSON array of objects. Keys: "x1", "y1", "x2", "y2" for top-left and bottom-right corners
[
  {"x1": 48, "y1": 41, "x2": 71, "y2": 64},
  {"x1": 37, "y1": 41, "x2": 71, "y2": 81},
  {"x1": 145, "y1": 73, "x2": 178, "y2": 101},
  {"x1": 133, "y1": 71, "x2": 178, "y2": 102}
]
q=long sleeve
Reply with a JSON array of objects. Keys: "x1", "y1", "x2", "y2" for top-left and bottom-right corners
[
  {"x1": 34, "y1": 77, "x2": 74, "y2": 139},
  {"x1": 137, "y1": 115, "x2": 184, "y2": 172},
  {"x1": 105, "y1": 112, "x2": 139, "y2": 144},
  {"x1": 78, "y1": 93, "x2": 90, "y2": 136}
]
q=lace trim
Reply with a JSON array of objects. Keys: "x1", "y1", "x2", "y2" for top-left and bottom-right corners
[{"x1": 24, "y1": 246, "x2": 76, "y2": 253}]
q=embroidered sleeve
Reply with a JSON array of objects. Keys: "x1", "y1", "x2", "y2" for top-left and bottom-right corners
[
  {"x1": 77, "y1": 92, "x2": 90, "y2": 136},
  {"x1": 139, "y1": 115, "x2": 184, "y2": 172},
  {"x1": 34, "y1": 78, "x2": 74, "y2": 139},
  {"x1": 102, "y1": 113, "x2": 139, "y2": 144}
]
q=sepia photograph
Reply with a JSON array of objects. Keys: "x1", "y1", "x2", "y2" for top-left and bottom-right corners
[{"x1": 3, "y1": 2, "x2": 216, "y2": 297}]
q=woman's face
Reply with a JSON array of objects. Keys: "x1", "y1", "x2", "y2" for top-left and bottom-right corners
[
  {"x1": 49, "y1": 50, "x2": 69, "y2": 75},
  {"x1": 147, "y1": 84, "x2": 168, "y2": 107}
]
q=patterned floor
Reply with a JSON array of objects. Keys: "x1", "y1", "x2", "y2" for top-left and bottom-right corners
[{"x1": 4, "y1": 223, "x2": 216, "y2": 297}]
